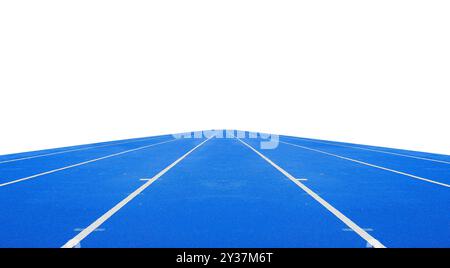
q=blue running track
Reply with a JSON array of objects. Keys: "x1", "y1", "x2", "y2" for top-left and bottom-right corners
[{"x1": 0, "y1": 131, "x2": 448, "y2": 248}]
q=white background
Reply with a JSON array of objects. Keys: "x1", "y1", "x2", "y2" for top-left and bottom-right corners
[{"x1": 1, "y1": 1, "x2": 449, "y2": 155}]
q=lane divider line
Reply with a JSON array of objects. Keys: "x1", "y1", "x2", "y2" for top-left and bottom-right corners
[
  {"x1": 280, "y1": 141, "x2": 450, "y2": 188},
  {"x1": 237, "y1": 138, "x2": 386, "y2": 248},
  {"x1": 286, "y1": 137, "x2": 450, "y2": 165},
  {"x1": 342, "y1": 228, "x2": 373, "y2": 232},
  {"x1": 0, "y1": 139, "x2": 179, "y2": 187},
  {"x1": 62, "y1": 136, "x2": 213, "y2": 248},
  {"x1": 0, "y1": 136, "x2": 164, "y2": 165}
]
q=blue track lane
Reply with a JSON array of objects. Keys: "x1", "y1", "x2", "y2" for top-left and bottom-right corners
[
  {"x1": 0, "y1": 132, "x2": 449, "y2": 248},
  {"x1": 0, "y1": 137, "x2": 203, "y2": 247},
  {"x1": 242, "y1": 137, "x2": 450, "y2": 247},
  {"x1": 0, "y1": 136, "x2": 173, "y2": 185},
  {"x1": 288, "y1": 136, "x2": 450, "y2": 163},
  {"x1": 81, "y1": 138, "x2": 365, "y2": 248},
  {"x1": 281, "y1": 136, "x2": 450, "y2": 185},
  {"x1": 0, "y1": 134, "x2": 170, "y2": 163}
]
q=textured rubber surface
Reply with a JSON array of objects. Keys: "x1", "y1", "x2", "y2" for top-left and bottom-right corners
[{"x1": 0, "y1": 133, "x2": 448, "y2": 248}]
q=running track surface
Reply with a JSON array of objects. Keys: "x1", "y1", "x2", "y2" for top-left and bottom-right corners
[{"x1": 0, "y1": 131, "x2": 449, "y2": 248}]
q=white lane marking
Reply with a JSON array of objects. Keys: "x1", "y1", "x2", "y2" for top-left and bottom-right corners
[
  {"x1": 139, "y1": 178, "x2": 151, "y2": 181},
  {"x1": 0, "y1": 139, "x2": 178, "y2": 187},
  {"x1": 280, "y1": 141, "x2": 450, "y2": 188},
  {"x1": 0, "y1": 136, "x2": 163, "y2": 164},
  {"x1": 66, "y1": 239, "x2": 81, "y2": 248},
  {"x1": 343, "y1": 228, "x2": 373, "y2": 232},
  {"x1": 73, "y1": 228, "x2": 105, "y2": 232},
  {"x1": 62, "y1": 137, "x2": 213, "y2": 248},
  {"x1": 237, "y1": 138, "x2": 386, "y2": 248},
  {"x1": 287, "y1": 137, "x2": 450, "y2": 165},
  {"x1": 296, "y1": 178, "x2": 308, "y2": 181},
  {"x1": 366, "y1": 239, "x2": 381, "y2": 248}
]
